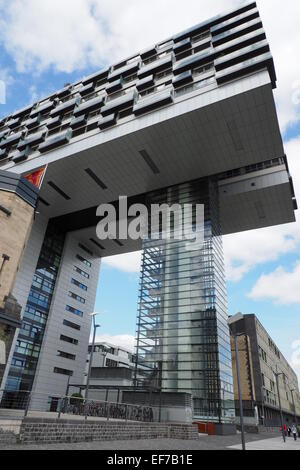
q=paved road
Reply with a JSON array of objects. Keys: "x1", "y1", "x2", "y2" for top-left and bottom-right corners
[{"x1": 0, "y1": 432, "x2": 288, "y2": 451}]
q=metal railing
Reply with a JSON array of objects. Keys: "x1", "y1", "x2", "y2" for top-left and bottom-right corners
[{"x1": 0, "y1": 389, "x2": 157, "y2": 423}]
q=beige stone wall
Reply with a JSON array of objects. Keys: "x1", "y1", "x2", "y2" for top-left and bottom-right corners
[
  {"x1": 0, "y1": 190, "x2": 35, "y2": 309},
  {"x1": 255, "y1": 318, "x2": 300, "y2": 418},
  {"x1": 231, "y1": 334, "x2": 255, "y2": 402}
]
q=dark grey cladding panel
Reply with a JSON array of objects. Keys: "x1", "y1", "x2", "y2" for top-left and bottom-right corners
[
  {"x1": 73, "y1": 95, "x2": 105, "y2": 117},
  {"x1": 212, "y1": 17, "x2": 263, "y2": 47},
  {"x1": 24, "y1": 114, "x2": 41, "y2": 129},
  {"x1": 214, "y1": 39, "x2": 269, "y2": 71},
  {"x1": 211, "y1": 7, "x2": 259, "y2": 36},
  {"x1": 7, "y1": 118, "x2": 20, "y2": 129},
  {"x1": 0, "y1": 131, "x2": 24, "y2": 149},
  {"x1": 173, "y1": 38, "x2": 192, "y2": 55},
  {"x1": 106, "y1": 78, "x2": 123, "y2": 95},
  {"x1": 138, "y1": 55, "x2": 173, "y2": 79},
  {"x1": 38, "y1": 129, "x2": 72, "y2": 153},
  {"x1": 172, "y1": 70, "x2": 193, "y2": 89},
  {"x1": 0, "y1": 148, "x2": 8, "y2": 160},
  {"x1": 50, "y1": 97, "x2": 81, "y2": 117},
  {"x1": 214, "y1": 28, "x2": 266, "y2": 58},
  {"x1": 79, "y1": 82, "x2": 95, "y2": 96},
  {"x1": 140, "y1": 46, "x2": 157, "y2": 60},
  {"x1": 12, "y1": 104, "x2": 33, "y2": 119},
  {"x1": 82, "y1": 68, "x2": 110, "y2": 86},
  {"x1": 17, "y1": 130, "x2": 47, "y2": 151},
  {"x1": 12, "y1": 147, "x2": 29, "y2": 164},
  {"x1": 30, "y1": 100, "x2": 55, "y2": 118},
  {"x1": 101, "y1": 91, "x2": 136, "y2": 117},
  {"x1": 98, "y1": 114, "x2": 117, "y2": 130},
  {"x1": 136, "y1": 75, "x2": 154, "y2": 91},
  {"x1": 0, "y1": 169, "x2": 39, "y2": 207},
  {"x1": 70, "y1": 115, "x2": 87, "y2": 129},
  {"x1": 172, "y1": 1, "x2": 257, "y2": 43},
  {"x1": 133, "y1": 90, "x2": 173, "y2": 116},
  {"x1": 216, "y1": 51, "x2": 276, "y2": 88},
  {"x1": 173, "y1": 48, "x2": 214, "y2": 75},
  {"x1": 108, "y1": 61, "x2": 140, "y2": 82},
  {"x1": 47, "y1": 116, "x2": 62, "y2": 129}
]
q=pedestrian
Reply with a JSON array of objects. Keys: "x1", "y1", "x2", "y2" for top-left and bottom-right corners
[
  {"x1": 297, "y1": 424, "x2": 300, "y2": 438},
  {"x1": 287, "y1": 426, "x2": 292, "y2": 437},
  {"x1": 292, "y1": 424, "x2": 297, "y2": 441}
]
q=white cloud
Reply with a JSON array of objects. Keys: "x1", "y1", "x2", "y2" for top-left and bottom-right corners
[
  {"x1": 102, "y1": 251, "x2": 141, "y2": 273},
  {"x1": 0, "y1": 0, "x2": 299, "y2": 130},
  {"x1": 93, "y1": 333, "x2": 135, "y2": 352},
  {"x1": 248, "y1": 261, "x2": 300, "y2": 304}
]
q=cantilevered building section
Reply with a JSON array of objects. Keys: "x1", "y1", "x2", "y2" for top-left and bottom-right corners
[{"x1": 0, "y1": 2, "x2": 296, "y2": 425}]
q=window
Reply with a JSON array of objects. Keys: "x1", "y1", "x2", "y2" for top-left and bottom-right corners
[
  {"x1": 76, "y1": 254, "x2": 92, "y2": 268},
  {"x1": 57, "y1": 350, "x2": 76, "y2": 361},
  {"x1": 106, "y1": 358, "x2": 118, "y2": 367},
  {"x1": 60, "y1": 334, "x2": 78, "y2": 345},
  {"x1": 74, "y1": 266, "x2": 89, "y2": 279},
  {"x1": 63, "y1": 319, "x2": 81, "y2": 331},
  {"x1": 78, "y1": 243, "x2": 93, "y2": 256},
  {"x1": 68, "y1": 291, "x2": 85, "y2": 304},
  {"x1": 53, "y1": 367, "x2": 73, "y2": 376},
  {"x1": 66, "y1": 305, "x2": 83, "y2": 317},
  {"x1": 71, "y1": 278, "x2": 87, "y2": 291}
]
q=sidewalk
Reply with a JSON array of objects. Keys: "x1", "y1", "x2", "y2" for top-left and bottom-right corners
[{"x1": 228, "y1": 436, "x2": 300, "y2": 451}]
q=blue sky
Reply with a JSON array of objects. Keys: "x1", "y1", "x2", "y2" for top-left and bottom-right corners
[{"x1": 0, "y1": 0, "x2": 299, "y2": 378}]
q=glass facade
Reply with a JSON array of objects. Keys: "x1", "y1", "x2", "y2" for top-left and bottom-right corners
[
  {"x1": 1, "y1": 223, "x2": 65, "y2": 408},
  {"x1": 134, "y1": 178, "x2": 235, "y2": 423}
]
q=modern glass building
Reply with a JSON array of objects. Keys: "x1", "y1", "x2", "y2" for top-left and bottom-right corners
[{"x1": 0, "y1": 2, "x2": 296, "y2": 426}]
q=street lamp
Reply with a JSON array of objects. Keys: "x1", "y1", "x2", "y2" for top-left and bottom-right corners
[
  {"x1": 227, "y1": 316, "x2": 246, "y2": 451},
  {"x1": 273, "y1": 368, "x2": 286, "y2": 443},
  {"x1": 84, "y1": 312, "x2": 101, "y2": 420}
]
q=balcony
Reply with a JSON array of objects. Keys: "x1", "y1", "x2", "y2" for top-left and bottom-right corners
[
  {"x1": 17, "y1": 130, "x2": 47, "y2": 151},
  {"x1": 73, "y1": 95, "x2": 105, "y2": 117},
  {"x1": 173, "y1": 48, "x2": 214, "y2": 75},
  {"x1": 0, "y1": 131, "x2": 24, "y2": 149},
  {"x1": 30, "y1": 100, "x2": 56, "y2": 118},
  {"x1": 98, "y1": 114, "x2": 117, "y2": 130},
  {"x1": 38, "y1": 130, "x2": 72, "y2": 153},
  {"x1": 133, "y1": 89, "x2": 173, "y2": 116},
  {"x1": 138, "y1": 54, "x2": 173, "y2": 79},
  {"x1": 50, "y1": 97, "x2": 81, "y2": 118},
  {"x1": 101, "y1": 90, "x2": 136, "y2": 117},
  {"x1": 108, "y1": 61, "x2": 140, "y2": 82},
  {"x1": 70, "y1": 115, "x2": 87, "y2": 129}
]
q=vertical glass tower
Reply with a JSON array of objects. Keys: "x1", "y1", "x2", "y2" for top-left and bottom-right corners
[{"x1": 135, "y1": 178, "x2": 235, "y2": 423}]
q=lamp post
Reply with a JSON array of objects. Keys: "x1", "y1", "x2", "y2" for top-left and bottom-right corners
[
  {"x1": 233, "y1": 333, "x2": 246, "y2": 451},
  {"x1": 85, "y1": 312, "x2": 101, "y2": 420},
  {"x1": 227, "y1": 315, "x2": 246, "y2": 451},
  {"x1": 289, "y1": 388, "x2": 297, "y2": 425},
  {"x1": 273, "y1": 369, "x2": 286, "y2": 443}
]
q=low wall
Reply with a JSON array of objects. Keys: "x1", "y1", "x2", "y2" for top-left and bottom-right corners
[{"x1": 19, "y1": 418, "x2": 199, "y2": 445}]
